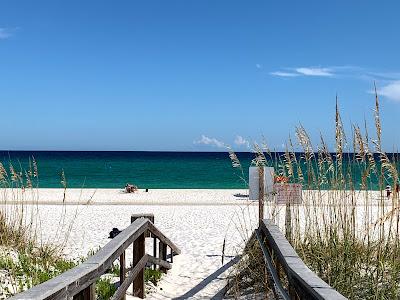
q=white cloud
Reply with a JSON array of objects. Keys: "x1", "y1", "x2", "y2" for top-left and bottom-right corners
[
  {"x1": 256, "y1": 64, "x2": 262, "y2": 69},
  {"x1": 377, "y1": 81, "x2": 400, "y2": 102},
  {"x1": 295, "y1": 67, "x2": 333, "y2": 77},
  {"x1": 270, "y1": 71, "x2": 299, "y2": 77},
  {"x1": 194, "y1": 135, "x2": 225, "y2": 148},
  {"x1": 234, "y1": 135, "x2": 250, "y2": 148},
  {"x1": 270, "y1": 66, "x2": 334, "y2": 78},
  {"x1": 269, "y1": 65, "x2": 400, "y2": 103},
  {"x1": 0, "y1": 28, "x2": 14, "y2": 39}
]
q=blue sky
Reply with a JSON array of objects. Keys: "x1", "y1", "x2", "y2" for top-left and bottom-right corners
[{"x1": 1, "y1": 1, "x2": 400, "y2": 151}]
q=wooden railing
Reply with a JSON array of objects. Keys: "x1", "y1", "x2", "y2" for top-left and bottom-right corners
[
  {"x1": 10, "y1": 214, "x2": 180, "y2": 300},
  {"x1": 256, "y1": 219, "x2": 347, "y2": 300}
]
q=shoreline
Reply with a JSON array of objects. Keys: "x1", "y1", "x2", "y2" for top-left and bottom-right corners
[
  {"x1": 0, "y1": 188, "x2": 250, "y2": 205},
  {"x1": 0, "y1": 188, "x2": 391, "y2": 206}
]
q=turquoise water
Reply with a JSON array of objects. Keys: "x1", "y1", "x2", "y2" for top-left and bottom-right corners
[
  {"x1": 0, "y1": 151, "x2": 251, "y2": 188},
  {"x1": 0, "y1": 151, "x2": 396, "y2": 189}
]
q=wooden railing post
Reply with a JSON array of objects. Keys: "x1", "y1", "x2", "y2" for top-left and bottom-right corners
[
  {"x1": 131, "y1": 213, "x2": 157, "y2": 270},
  {"x1": 259, "y1": 166, "x2": 265, "y2": 226},
  {"x1": 133, "y1": 233, "x2": 145, "y2": 298},
  {"x1": 120, "y1": 251, "x2": 126, "y2": 300},
  {"x1": 159, "y1": 241, "x2": 167, "y2": 273},
  {"x1": 73, "y1": 284, "x2": 95, "y2": 300},
  {"x1": 153, "y1": 236, "x2": 157, "y2": 269},
  {"x1": 10, "y1": 216, "x2": 182, "y2": 300},
  {"x1": 131, "y1": 213, "x2": 154, "y2": 233}
]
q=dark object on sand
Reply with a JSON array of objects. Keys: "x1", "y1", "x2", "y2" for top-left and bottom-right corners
[
  {"x1": 145, "y1": 188, "x2": 149, "y2": 192},
  {"x1": 109, "y1": 227, "x2": 121, "y2": 239},
  {"x1": 386, "y1": 185, "x2": 391, "y2": 198},
  {"x1": 125, "y1": 183, "x2": 138, "y2": 193}
]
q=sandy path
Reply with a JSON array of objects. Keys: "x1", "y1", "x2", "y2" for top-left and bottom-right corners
[
  {"x1": 5, "y1": 190, "x2": 259, "y2": 299},
  {"x1": 2, "y1": 188, "x2": 391, "y2": 298}
]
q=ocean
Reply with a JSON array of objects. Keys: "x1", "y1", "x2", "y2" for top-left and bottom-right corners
[
  {"x1": 0, "y1": 151, "x2": 395, "y2": 189},
  {"x1": 0, "y1": 151, "x2": 250, "y2": 188}
]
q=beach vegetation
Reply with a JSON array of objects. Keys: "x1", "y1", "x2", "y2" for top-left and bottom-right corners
[
  {"x1": 144, "y1": 268, "x2": 163, "y2": 285},
  {"x1": 0, "y1": 161, "x2": 82, "y2": 297},
  {"x1": 0, "y1": 160, "x2": 166, "y2": 298},
  {"x1": 228, "y1": 92, "x2": 400, "y2": 299},
  {"x1": 96, "y1": 277, "x2": 118, "y2": 300}
]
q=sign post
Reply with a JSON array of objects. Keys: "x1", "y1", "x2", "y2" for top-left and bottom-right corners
[{"x1": 258, "y1": 166, "x2": 264, "y2": 226}]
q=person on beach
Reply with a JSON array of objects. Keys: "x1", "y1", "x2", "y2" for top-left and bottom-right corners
[
  {"x1": 386, "y1": 185, "x2": 391, "y2": 198},
  {"x1": 125, "y1": 183, "x2": 138, "y2": 193}
]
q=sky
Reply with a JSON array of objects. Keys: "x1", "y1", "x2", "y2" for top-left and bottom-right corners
[{"x1": 1, "y1": 1, "x2": 400, "y2": 151}]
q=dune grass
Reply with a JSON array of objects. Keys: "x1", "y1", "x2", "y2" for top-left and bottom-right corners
[
  {"x1": 228, "y1": 93, "x2": 400, "y2": 299},
  {"x1": 0, "y1": 159, "x2": 165, "y2": 299},
  {"x1": 0, "y1": 159, "x2": 80, "y2": 297}
]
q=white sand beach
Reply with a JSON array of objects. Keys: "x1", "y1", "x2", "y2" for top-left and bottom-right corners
[
  {"x1": 0, "y1": 188, "x2": 250, "y2": 205},
  {"x1": 0, "y1": 188, "x2": 397, "y2": 299},
  {"x1": 0, "y1": 189, "x2": 259, "y2": 299}
]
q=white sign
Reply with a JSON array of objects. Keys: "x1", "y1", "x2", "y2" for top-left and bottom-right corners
[{"x1": 249, "y1": 166, "x2": 274, "y2": 200}]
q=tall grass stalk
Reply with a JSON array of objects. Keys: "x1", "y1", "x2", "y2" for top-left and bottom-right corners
[
  {"x1": 0, "y1": 158, "x2": 80, "y2": 297},
  {"x1": 230, "y1": 93, "x2": 400, "y2": 299}
]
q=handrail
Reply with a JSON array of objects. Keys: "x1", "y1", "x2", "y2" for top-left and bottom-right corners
[
  {"x1": 255, "y1": 229, "x2": 290, "y2": 300},
  {"x1": 110, "y1": 255, "x2": 148, "y2": 300},
  {"x1": 258, "y1": 219, "x2": 347, "y2": 300},
  {"x1": 10, "y1": 215, "x2": 180, "y2": 300}
]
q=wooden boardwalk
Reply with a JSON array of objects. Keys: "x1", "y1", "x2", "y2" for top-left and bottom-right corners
[{"x1": 10, "y1": 209, "x2": 346, "y2": 300}]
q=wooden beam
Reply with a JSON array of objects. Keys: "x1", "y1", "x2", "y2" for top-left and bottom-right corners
[
  {"x1": 258, "y1": 166, "x2": 265, "y2": 226},
  {"x1": 147, "y1": 255, "x2": 171, "y2": 270},
  {"x1": 73, "y1": 283, "x2": 95, "y2": 300},
  {"x1": 133, "y1": 233, "x2": 145, "y2": 298},
  {"x1": 259, "y1": 220, "x2": 347, "y2": 300},
  {"x1": 158, "y1": 241, "x2": 168, "y2": 273},
  {"x1": 10, "y1": 217, "x2": 181, "y2": 300},
  {"x1": 111, "y1": 255, "x2": 148, "y2": 300},
  {"x1": 119, "y1": 251, "x2": 126, "y2": 300},
  {"x1": 131, "y1": 214, "x2": 154, "y2": 238},
  {"x1": 147, "y1": 221, "x2": 181, "y2": 255}
]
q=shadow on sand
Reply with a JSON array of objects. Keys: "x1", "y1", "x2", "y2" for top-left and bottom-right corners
[
  {"x1": 233, "y1": 193, "x2": 249, "y2": 198},
  {"x1": 172, "y1": 256, "x2": 240, "y2": 300}
]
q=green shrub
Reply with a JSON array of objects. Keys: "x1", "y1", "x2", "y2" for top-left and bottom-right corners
[
  {"x1": 145, "y1": 268, "x2": 163, "y2": 285},
  {"x1": 96, "y1": 277, "x2": 117, "y2": 300}
]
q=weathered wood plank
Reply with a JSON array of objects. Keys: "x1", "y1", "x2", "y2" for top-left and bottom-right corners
[
  {"x1": 153, "y1": 236, "x2": 157, "y2": 269},
  {"x1": 10, "y1": 217, "x2": 181, "y2": 300},
  {"x1": 147, "y1": 222, "x2": 181, "y2": 255},
  {"x1": 260, "y1": 219, "x2": 347, "y2": 300},
  {"x1": 133, "y1": 233, "x2": 145, "y2": 298},
  {"x1": 312, "y1": 287, "x2": 348, "y2": 300},
  {"x1": 158, "y1": 241, "x2": 168, "y2": 273},
  {"x1": 131, "y1": 214, "x2": 154, "y2": 238},
  {"x1": 148, "y1": 253, "x2": 171, "y2": 270},
  {"x1": 85, "y1": 218, "x2": 148, "y2": 268},
  {"x1": 258, "y1": 166, "x2": 264, "y2": 225},
  {"x1": 131, "y1": 213, "x2": 154, "y2": 224},
  {"x1": 260, "y1": 220, "x2": 300, "y2": 259},
  {"x1": 119, "y1": 251, "x2": 126, "y2": 300},
  {"x1": 111, "y1": 255, "x2": 148, "y2": 300},
  {"x1": 9, "y1": 262, "x2": 98, "y2": 300},
  {"x1": 73, "y1": 283, "x2": 95, "y2": 300},
  {"x1": 255, "y1": 229, "x2": 290, "y2": 300}
]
